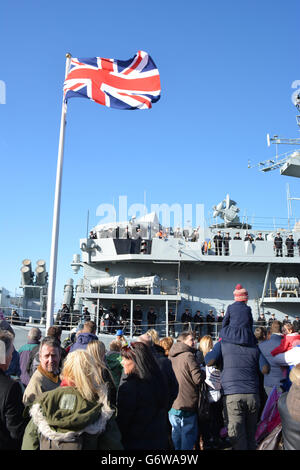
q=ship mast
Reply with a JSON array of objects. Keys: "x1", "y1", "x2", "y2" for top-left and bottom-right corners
[{"x1": 248, "y1": 96, "x2": 300, "y2": 176}]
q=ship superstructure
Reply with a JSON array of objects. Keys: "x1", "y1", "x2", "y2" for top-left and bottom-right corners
[{"x1": 60, "y1": 100, "x2": 300, "y2": 336}]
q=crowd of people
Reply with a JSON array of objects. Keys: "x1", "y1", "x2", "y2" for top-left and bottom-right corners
[{"x1": 1, "y1": 282, "x2": 300, "y2": 451}]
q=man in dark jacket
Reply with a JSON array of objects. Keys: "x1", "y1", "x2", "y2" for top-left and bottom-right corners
[
  {"x1": 216, "y1": 309, "x2": 225, "y2": 337},
  {"x1": 255, "y1": 232, "x2": 264, "y2": 241},
  {"x1": 193, "y1": 310, "x2": 204, "y2": 337},
  {"x1": 82, "y1": 306, "x2": 91, "y2": 322},
  {"x1": 133, "y1": 305, "x2": 143, "y2": 335},
  {"x1": 168, "y1": 332, "x2": 205, "y2": 450},
  {"x1": 181, "y1": 308, "x2": 193, "y2": 332},
  {"x1": 286, "y1": 234, "x2": 295, "y2": 257},
  {"x1": 268, "y1": 312, "x2": 277, "y2": 327},
  {"x1": 0, "y1": 330, "x2": 26, "y2": 449},
  {"x1": 206, "y1": 310, "x2": 215, "y2": 336},
  {"x1": 293, "y1": 316, "x2": 300, "y2": 333},
  {"x1": 168, "y1": 309, "x2": 176, "y2": 337},
  {"x1": 274, "y1": 232, "x2": 283, "y2": 257},
  {"x1": 213, "y1": 231, "x2": 223, "y2": 255},
  {"x1": 205, "y1": 338, "x2": 269, "y2": 450},
  {"x1": 147, "y1": 306, "x2": 157, "y2": 330},
  {"x1": 69, "y1": 321, "x2": 98, "y2": 352},
  {"x1": 223, "y1": 232, "x2": 231, "y2": 256},
  {"x1": 256, "y1": 312, "x2": 267, "y2": 327}
]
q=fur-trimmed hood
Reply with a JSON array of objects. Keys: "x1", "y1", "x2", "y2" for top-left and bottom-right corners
[{"x1": 29, "y1": 386, "x2": 113, "y2": 442}]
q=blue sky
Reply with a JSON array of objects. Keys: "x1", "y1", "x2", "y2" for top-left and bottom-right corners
[{"x1": 0, "y1": 0, "x2": 299, "y2": 308}]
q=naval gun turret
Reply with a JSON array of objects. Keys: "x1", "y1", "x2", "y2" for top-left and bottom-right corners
[
  {"x1": 62, "y1": 278, "x2": 74, "y2": 308},
  {"x1": 20, "y1": 259, "x2": 34, "y2": 286},
  {"x1": 35, "y1": 259, "x2": 48, "y2": 286},
  {"x1": 20, "y1": 259, "x2": 48, "y2": 321}
]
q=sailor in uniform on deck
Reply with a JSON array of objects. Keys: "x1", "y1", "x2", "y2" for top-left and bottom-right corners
[
  {"x1": 206, "y1": 309, "x2": 215, "y2": 337},
  {"x1": 255, "y1": 233, "x2": 264, "y2": 241},
  {"x1": 193, "y1": 310, "x2": 204, "y2": 337},
  {"x1": 133, "y1": 304, "x2": 143, "y2": 334},
  {"x1": 147, "y1": 306, "x2": 157, "y2": 330},
  {"x1": 268, "y1": 313, "x2": 277, "y2": 327},
  {"x1": 168, "y1": 308, "x2": 176, "y2": 336},
  {"x1": 233, "y1": 232, "x2": 242, "y2": 240},
  {"x1": 285, "y1": 234, "x2": 295, "y2": 257},
  {"x1": 223, "y1": 232, "x2": 231, "y2": 256},
  {"x1": 274, "y1": 232, "x2": 283, "y2": 257},
  {"x1": 181, "y1": 308, "x2": 193, "y2": 332},
  {"x1": 244, "y1": 233, "x2": 254, "y2": 242},
  {"x1": 213, "y1": 231, "x2": 223, "y2": 256}
]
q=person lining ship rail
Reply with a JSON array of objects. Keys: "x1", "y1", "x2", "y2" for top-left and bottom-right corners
[
  {"x1": 213, "y1": 231, "x2": 223, "y2": 255},
  {"x1": 255, "y1": 232, "x2": 264, "y2": 241},
  {"x1": 274, "y1": 232, "x2": 283, "y2": 257},
  {"x1": 223, "y1": 232, "x2": 231, "y2": 256},
  {"x1": 286, "y1": 234, "x2": 295, "y2": 257}
]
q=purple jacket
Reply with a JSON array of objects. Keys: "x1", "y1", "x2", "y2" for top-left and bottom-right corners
[
  {"x1": 18, "y1": 341, "x2": 40, "y2": 386},
  {"x1": 69, "y1": 332, "x2": 98, "y2": 352}
]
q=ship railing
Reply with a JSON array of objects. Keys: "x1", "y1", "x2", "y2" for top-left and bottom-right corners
[
  {"x1": 261, "y1": 288, "x2": 300, "y2": 298},
  {"x1": 92, "y1": 320, "x2": 224, "y2": 340},
  {"x1": 201, "y1": 245, "x2": 300, "y2": 257}
]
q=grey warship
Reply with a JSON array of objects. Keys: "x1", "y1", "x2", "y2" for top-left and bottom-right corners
[
  {"x1": 10, "y1": 97, "x2": 300, "y2": 340},
  {"x1": 57, "y1": 98, "x2": 300, "y2": 338}
]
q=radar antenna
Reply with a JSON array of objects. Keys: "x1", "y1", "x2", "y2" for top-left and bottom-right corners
[{"x1": 248, "y1": 97, "x2": 300, "y2": 177}]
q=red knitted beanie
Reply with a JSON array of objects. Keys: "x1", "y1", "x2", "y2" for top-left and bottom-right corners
[{"x1": 234, "y1": 284, "x2": 248, "y2": 301}]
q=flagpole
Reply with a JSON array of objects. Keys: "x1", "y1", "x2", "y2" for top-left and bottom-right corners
[{"x1": 46, "y1": 53, "x2": 72, "y2": 333}]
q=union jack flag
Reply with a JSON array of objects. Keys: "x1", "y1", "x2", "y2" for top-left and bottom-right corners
[{"x1": 63, "y1": 50, "x2": 161, "y2": 110}]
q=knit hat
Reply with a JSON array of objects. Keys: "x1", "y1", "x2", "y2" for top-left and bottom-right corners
[{"x1": 233, "y1": 284, "x2": 248, "y2": 302}]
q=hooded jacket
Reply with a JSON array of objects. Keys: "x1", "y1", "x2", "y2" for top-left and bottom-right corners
[
  {"x1": 105, "y1": 351, "x2": 123, "y2": 388},
  {"x1": 168, "y1": 341, "x2": 204, "y2": 411},
  {"x1": 69, "y1": 333, "x2": 98, "y2": 352},
  {"x1": 18, "y1": 341, "x2": 40, "y2": 385},
  {"x1": 21, "y1": 386, "x2": 123, "y2": 450}
]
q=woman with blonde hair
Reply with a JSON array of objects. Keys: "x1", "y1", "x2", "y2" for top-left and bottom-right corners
[
  {"x1": 199, "y1": 335, "x2": 214, "y2": 357},
  {"x1": 159, "y1": 337, "x2": 174, "y2": 356},
  {"x1": 146, "y1": 329, "x2": 160, "y2": 345},
  {"x1": 198, "y1": 335, "x2": 224, "y2": 449},
  {"x1": 22, "y1": 350, "x2": 123, "y2": 450},
  {"x1": 86, "y1": 340, "x2": 117, "y2": 407}
]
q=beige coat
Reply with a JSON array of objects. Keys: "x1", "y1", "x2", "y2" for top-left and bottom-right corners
[{"x1": 23, "y1": 367, "x2": 61, "y2": 407}]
